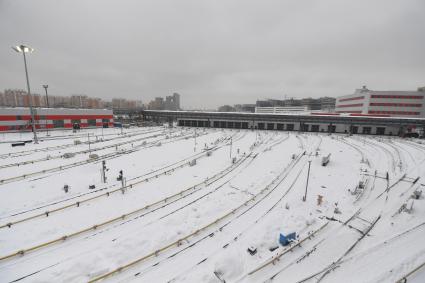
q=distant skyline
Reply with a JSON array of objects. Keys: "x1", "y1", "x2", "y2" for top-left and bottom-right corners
[{"x1": 1, "y1": 0, "x2": 424, "y2": 109}]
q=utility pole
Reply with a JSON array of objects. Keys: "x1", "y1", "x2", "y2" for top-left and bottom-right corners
[
  {"x1": 194, "y1": 128, "x2": 197, "y2": 152},
  {"x1": 101, "y1": 160, "x2": 107, "y2": 183},
  {"x1": 230, "y1": 136, "x2": 233, "y2": 159},
  {"x1": 43, "y1": 84, "x2": 50, "y2": 136},
  {"x1": 88, "y1": 133, "x2": 91, "y2": 154},
  {"x1": 13, "y1": 45, "x2": 38, "y2": 143},
  {"x1": 303, "y1": 160, "x2": 312, "y2": 202}
]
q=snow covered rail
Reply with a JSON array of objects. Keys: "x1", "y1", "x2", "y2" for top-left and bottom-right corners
[
  {"x1": 338, "y1": 138, "x2": 370, "y2": 167},
  {"x1": 0, "y1": 131, "x2": 198, "y2": 186},
  {"x1": 0, "y1": 130, "x2": 166, "y2": 169},
  {"x1": 164, "y1": 150, "x2": 313, "y2": 282},
  {"x1": 0, "y1": 128, "x2": 159, "y2": 159},
  {"x1": 246, "y1": 222, "x2": 330, "y2": 276},
  {"x1": 297, "y1": 215, "x2": 381, "y2": 283},
  {"x1": 0, "y1": 146, "x2": 224, "y2": 229},
  {"x1": 86, "y1": 150, "x2": 307, "y2": 282},
  {"x1": 0, "y1": 153, "x2": 254, "y2": 261},
  {"x1": 396, "y1": 261, "x2": 425, "y2": 283},
  {"x1": 0, "y1": 131, "x2": 237, "y2": 223}
]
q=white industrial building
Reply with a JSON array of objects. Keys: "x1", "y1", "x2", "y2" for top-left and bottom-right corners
[
  {"x1": 255, "y1": 106, "x2": 309, "y2": 114},
  {"x1": 335, "y1": 86, "x2": 425, "y2": 118}
]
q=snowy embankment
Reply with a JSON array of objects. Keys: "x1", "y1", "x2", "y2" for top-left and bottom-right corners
[{"x1": 0, "y1": 127, "x2": 424, "y2": 283}]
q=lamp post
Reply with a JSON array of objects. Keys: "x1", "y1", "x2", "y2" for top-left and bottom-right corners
[
  {"x1": 12, "y1": 45, "x2": 38, "y2": 144},
  {"x1": 303, "y1": 159, "x2": 312, "y2": 202},
  {"x1": 42, "y1": 85, "x2": 50, "y2": 108},
  {"x1": 42, "y1": 84, "x2": 50, "y2": 136}
]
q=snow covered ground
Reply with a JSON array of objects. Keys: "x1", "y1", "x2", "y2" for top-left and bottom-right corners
[{"x1": 0, "y1": 126, "x2": 424, "y2": 283}]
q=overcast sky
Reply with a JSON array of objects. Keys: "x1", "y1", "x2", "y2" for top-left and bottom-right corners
[{"x1": 0, "y1": 0, "x2": 424, "y2": 109}]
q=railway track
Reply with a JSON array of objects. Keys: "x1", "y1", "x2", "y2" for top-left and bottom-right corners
[
  {"x1": 0, "y1": 151, "x2": 256, "y2": 262},
  {"x1": 0, "y1": 130, "x2": 205, "y2": 186},
  {"x1": 0, "y1": 129, "x2": 168, "y2": 169},
  {"x1": 167, "y1": 162, "x2": 308, "y2": 281},
  {"x1": 0, "y1": 131, "x2": 245, "y2": 227},
  {"x1": 0, "y1": 132, "x2": 234, "y2": 221},
  {"x1": 0, "y1": 131, "x2": 274, "y2": 281},
  {"x1": 294, "y1": 215, "x2": 381, "y2": 283},
  {"x1": 0, "y1": 128, "x2": 160, "y2": 159},
  {"x1": 84, "y1": 150, "x2": 306, "y2": 282},
  {"x1": 0, "y1": 140, "x2": 230, "y2": 228}
]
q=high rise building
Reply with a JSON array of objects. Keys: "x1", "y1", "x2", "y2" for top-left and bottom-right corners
[{"x1": 164, "y1": 93, "x2": 181, "y2": 110}]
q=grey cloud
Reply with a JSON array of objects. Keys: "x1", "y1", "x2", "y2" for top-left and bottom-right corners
[{"x1": 0, "y1": 0, "x2": 424, "y2": 109}]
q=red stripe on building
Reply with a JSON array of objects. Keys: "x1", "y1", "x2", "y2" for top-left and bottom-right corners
[
  {"x1": 336, "y1": 111, "x2": 362, "y2": 113},
  {"x1": 371, "y1": 95, "x2": 424, "y2": 99},
  {"x1": 0, "y1": 115, "x2": 19, "y2": 121},
  {"x1": 349, "y1": 113, "x2": 391, "y2": 117},
  {"x1": 369, "y1": 103, "x2": 422, "y2": 107},
  {"x1": 311, "y1": 113, "x2": 341, "y2": 116},
  {"x1": 339, "y1": 96, "x2": 364, "y2": 102},
  {"x1": 336, "y1": 103, "x2": 363, "y2": 108},
  {"x1": 39, "y1": 115, "x2": 113, "y2": 120},
  {"x1": 0, "y1": 114, "x2": 113, "y2": 121},
  {"x1": 368, "y1": 110, "x2": 420, "y2": 115}
]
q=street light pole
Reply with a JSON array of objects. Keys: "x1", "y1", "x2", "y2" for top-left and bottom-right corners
[
  {"x1": 230, "y1": 136, "x2": 233, "y2": 159},
  {"x1": 303, "y1": 160, "x2": 312, "y2": 202},
  {"x1": 13, "y1": 45, "x2": 38, "y2": 144},
  {"x1": 43, "y1": 85, "x2": 50, "y2": 108},
  {"x1": 43, "y1": 84, "x2": 50, "y2": 136}
]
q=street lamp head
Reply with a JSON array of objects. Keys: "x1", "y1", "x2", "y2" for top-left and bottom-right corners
[
  {"x1": 12, "y1": 45, "x2": 34, "y2": 53},
  {"x1": 43, "y1": 85, "x2": 48, "y2": 89}
]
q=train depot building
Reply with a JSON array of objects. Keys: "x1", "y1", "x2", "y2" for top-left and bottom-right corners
[
  {"x1": 143, "y1": 110, "x2": 425, "y2": 137},
  {"x1": 0, "y1": 108, "x2": 113, "y2": 131}
]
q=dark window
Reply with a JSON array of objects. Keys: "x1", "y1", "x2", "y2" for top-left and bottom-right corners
[
  {"x1": 376, "y1": 127, "x2": 386, "y2": 135},
  {"x1": 286, "y1": 124, "x2": 294, "y2": 131},
  {"x1": 276, "y1": 124, "x2": 284, "y2": 130},
  {"x1": 71, "y1": 119, "x2": 81, "y2": 124},
  {"x1": 258, "y1": 123, "x2": 265, "y2": 130},
  {"x1": 102, "y1": 118, "x2": 109, "y2": 123},
  {"x1": 213, "y1": 121, "x2": 219, "y2": 128},
  {"x1": 234, "y1": 122, "x2": 241, "y2": 129},
  {"x1": 362, "y1": 127, "x2": 372, "y2": 134},
  {"x1": 267, "y1": 123, "x2": 274, "y2": 130},
  {"x1": 311, "y1": 125, "x2": 320, "y2": 132},
  {"x1": 88, "y1": 119, "x2": 97, "y2": 126},
  {"x1": 53, "y1": 120, "x2": 65, "y2": 128},
  {"x1": 242, "y1": 122, "x2": 248, "y2": 129}
]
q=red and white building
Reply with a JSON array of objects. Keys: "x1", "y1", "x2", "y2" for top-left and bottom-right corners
[
  {"x1": 0, "y1": 108, "x2": 113, "y2": 132},
  {"x1": 335, "y1": 86, "x2": 425, "y2": 118}
]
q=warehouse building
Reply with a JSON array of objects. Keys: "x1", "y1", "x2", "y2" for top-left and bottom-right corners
[
  {"x1": 0, "y1": 108, "x2": 113, "y2": 132},
  {"x1": 335, "y1": 86, "x2": 425, "y2": 117},
  {"x1": 143, "y1": 110, "x2": 425, "y2": 137}
]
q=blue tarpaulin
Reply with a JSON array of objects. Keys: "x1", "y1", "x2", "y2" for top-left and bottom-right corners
[{"x1": 279, "y1": 232, "x2": 297, "y2": 246}]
